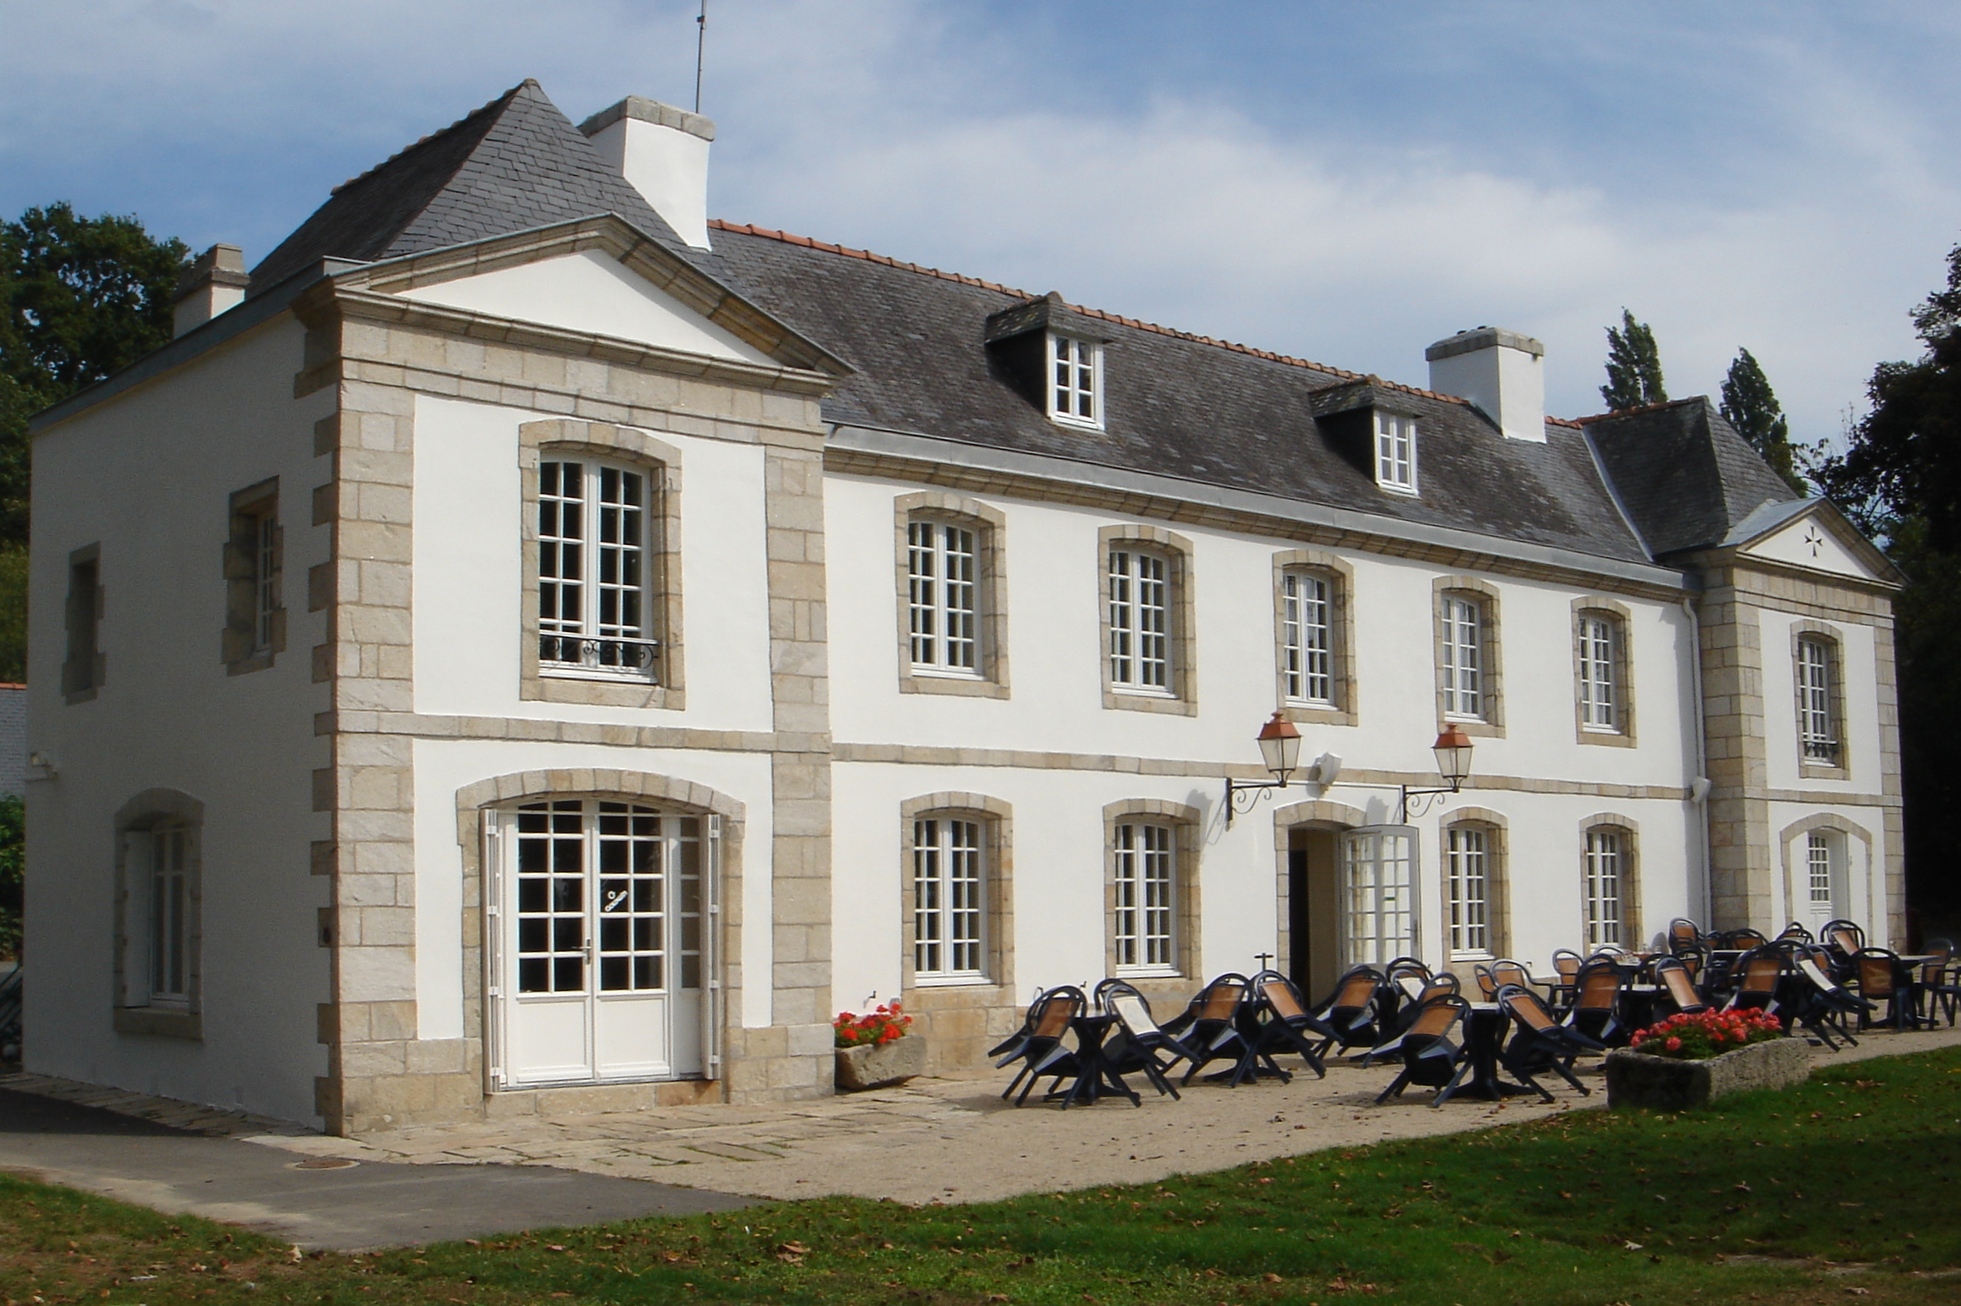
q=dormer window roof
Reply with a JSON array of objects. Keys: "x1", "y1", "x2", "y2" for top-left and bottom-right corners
[{"x1": 985, "y1": 292, "x2": 1109, "y2": 432}]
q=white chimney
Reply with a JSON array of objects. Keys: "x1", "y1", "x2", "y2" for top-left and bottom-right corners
[
  {"x1": 171, "y1": 244, "x2": 248, "y2": 338},
  {"x1": 579, "y1": 97, "x2": 715, "y2": 250},
  {"x1": 1424, "y1": 327, "x2": 1546, "y2": 443}
]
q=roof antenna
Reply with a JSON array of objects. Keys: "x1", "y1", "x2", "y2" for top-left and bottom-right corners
[{"x1": 693, "y1": 0, "x2": 708, "y2": 114}]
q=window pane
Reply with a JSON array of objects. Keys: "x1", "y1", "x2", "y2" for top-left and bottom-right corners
[
  {"x1": 1113, "y1": 822, "x2": 1174, "y2": 971},
  {"x1": 1442, "y1": 596, "x2": 1482, "y2": 718},
  {"x1": 1447, "y1": 826, "x2": 1489, "y2": 956},
  {"x1": 1282, "y1": 570, "x2": 1332, "y2": 704},
  {"x1": 539, "y1": 459, "x2": 656, "y2": 679},
  {"x1": 1584, "y1": 829, "x2": 1623, "y2": 947},
  {"x1": 914, "y1": 817, "x2": 985, "y2": 978}
]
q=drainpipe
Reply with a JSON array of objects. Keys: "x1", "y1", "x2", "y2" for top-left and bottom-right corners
[{"x1": 1682, "y1": 595, "x2": 1714, "y2": 926}]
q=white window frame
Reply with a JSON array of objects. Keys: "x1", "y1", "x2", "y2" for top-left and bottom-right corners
[
  {"x1": 1577, "y1": 612, "x2": 1620, "y2": 732},
  {"x1": 1440, "y1": 594, "x2": 1484, "y2": 720},
  {"x1": 1797, "y1": 636, "x2": 1839, "y2": 765},
  {"x1": 1048, "y1": 334, "x2": 1103, "y2": 429},
  {"x1": 1445, "y1": 825, "x2": 1491, "y2": 960},
  {"x1": 1583, "y1": 828, "x2": 1625, "y2": 948},
  {"x1": 1108, "y1": 546, "x2": 1171, "y2": 694},
  {"x1": 250, "y1": 508, "x2": 278, "y2": 655},
  {"x1": 1375, "y1": 412, "x2": 1417, "y2": 494},
  {"x1": 1805, "y1": 830, "x2": 1839, "y2": 910},
  {"x1": 1281, "y1": 569, "x2": 1335, "y2": 706},
  {"x1": 1112, "y1": 822, "x2": 1176, "y2": 974},
  {"x1": 912, "y1": 817, "x2": 987, "y2": 983},
  {"x1": 907, "y1": 519, "x2": 980, "y2": 677},
  {"x1": 1341, "y1": 825, "x2": 1418, "y2": 968},
  {"x1": 537, "y1": 457, "x2": 658, "y2": 682}
]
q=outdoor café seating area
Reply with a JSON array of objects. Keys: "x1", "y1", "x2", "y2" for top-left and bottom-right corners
[{"x1": 993, "y1": 920, "x2": 1960, "y2": 1109}]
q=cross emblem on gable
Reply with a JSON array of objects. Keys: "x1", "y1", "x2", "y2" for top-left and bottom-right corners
[{"x1": 1802, "y1": 525, "x2": 1825, "y2": 558}]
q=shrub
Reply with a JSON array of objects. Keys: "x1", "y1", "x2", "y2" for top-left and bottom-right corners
[
  {"x1": 1629, "y1": 1007, "x2": 1782, "y2": 1060},
  {"x1": 0, "y1": 793, "x2": 19, "y2": 959},
  {"x1": 834, "y1": 1001, "x2": 911, "y2": 1049}
]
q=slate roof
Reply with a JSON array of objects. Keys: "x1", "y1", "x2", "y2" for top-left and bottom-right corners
[
  {"x1": 1580, "y1": 398, "x2": 1799, "y2": 558},
  {"x1": 699, "y1": 224, "x2": 1657, "y2": 568},
  {"x1": 248, "y1": 80, "x2": 692, "y2": 296}
]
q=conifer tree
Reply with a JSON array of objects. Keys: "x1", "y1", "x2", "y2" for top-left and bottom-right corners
[
  {"x1": 1720, "y1": 348, "x2": 1806, "y2": 495},
  {"x1": 1599, "y1": 309, "x2": 1667, "y2": 411}
]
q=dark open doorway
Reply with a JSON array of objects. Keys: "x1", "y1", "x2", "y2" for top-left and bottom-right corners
[{"x1": 1286, "y1": 825, "x2": 1342, "y2": 1001}]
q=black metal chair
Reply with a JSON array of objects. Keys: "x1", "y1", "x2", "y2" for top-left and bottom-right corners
[
  {"x1": 1563, "y1": 958, "x2": 1628, "y2": 1047},
  {"x1": 1724, "y1": 946, "x2": 1790, "y2": 1018},
  {"x1": 1362, "y1": 973, "x2": 1461, "y2": 1066},
  {"x1": 1924, "y1": 939, "x2": 1959, "y2": 1027},
  {"x1": 1094, "y1": 978, "x2": 1200, "y2": 1097},
  {"x1": 1309, "y1": 965, "x2": 1388, "y2": 1061},
  {"x1": 1247, "y1": 969, "x2": 1333, "y2": 1081},
  {"x1": 1496, "y1": 983, "x2": 1601, "y2": 1099},
  {"x1": 1790, "y1": 947, "x2": 1868, "y2": 1049},
  {"x1": 1373, "y1": 994, "x2": 1474, "y2": 1107},
  {"x1": 1652, "y1": 956, "x2": 1707, "y2": 1016},
  {"x1": 1667, "y1": 917, "x2": 1703, "y2": 956},
  {"x1": 1853, "y1": 947, "x2": 1918, "y2": 1032},
  {"x1": 994, "y1": 985, "x2": 1087, "y2": 1105},
  {"x1": 1163, "y1": 973, "x2": 1256, "y2": 1085}
]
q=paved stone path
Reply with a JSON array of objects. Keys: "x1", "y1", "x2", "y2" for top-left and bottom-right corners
[{"x1": 9, "y1": 1024, "x2": 1958, "y2": 1210}]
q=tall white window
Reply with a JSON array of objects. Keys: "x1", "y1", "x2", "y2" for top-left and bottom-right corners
[
  {"x1": 1341, "y1": 826, "x2": 1416, "y2": 967},
  {"x1": 1282, "y1": 570, "x2": 1334, "y2": 705},
  {"x1": 1050, "y1": 334, "x2": 1101, "y2": 427},
  {"x1": 1113, "y1": 822, "x2": 1175, "y2": 972},
  {"x1": 1806, "y1": 830, "x2": 1837, "y2": 909},
  {"x1": 252, "y1": 510, "x2": 278, "y2": 654},
  {"x1": 1440, "y1": 594, "x2": 1484, "y2": 719},
  {"x1": 1108, "y1": 548, "x2": 1170, "y2": 692},
  {"x1": 538, "y1": 459, "x2": 656, "y2": 680},
  {"x1": 149, "y1": 823, "x2": 192, "y2": 1004},
  {"x1": 1797, "y1": 636, "x2": 1839, "y2": 765},
  {"x1": 1375, "y1": 412, "x2": 1417, "y2": 492},
  {"x1": 913, "y1": 817, "x2": 986, "y2": 981},
  {"x1": 1445, "y1": 825, "x2": 1491, "y2": 958},
  {"x1": 1577, "y1": 613, "x2": 1619, "y2": 731},
  {"x1": 1583, "y1": 828, "x2": 1625, "y2": 948},
  {"x1": 907, "y1": 520, "x2": 978, "y2": 675}
]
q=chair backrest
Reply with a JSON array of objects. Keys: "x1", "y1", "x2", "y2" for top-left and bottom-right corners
[
  {"x1": 1574, "y1": 960, "x2": 1623, "y2": 1011},
  {"x1": 1473, "y1": 964, "x2": 1498, "y2": 1000},
  {"x1": 1853, "y1": 948, "x2": 1897, "y2": 998},
  {"x1": 1109, "y1": 991, "x2": 1161, "y2": 1038},
  {"x1": 1737, "y1": 949, "x2": 1784, "y2": 996},
  {"x1": 1405, "y1": 994, "x2": 1468, "y2": 1040},
  {"x1": 1722, "y1": 928, "x2": 1769, "y2": 950},
  {"x1": 1491, "y1": 959, "x2": 1531, "y2": 990},
  {"x1": 1395, "y1": 974, "x2": 1429, "y2": 1003},
  {"x1": 1777, "y1": 921, "x2": 1813, "y2": 943},
  {"x1": 1419, "y1": 973, "x2": 1460, "y2": 1000},
  {"x1": 1028, "y1": 987, "x2": 1086, "y2": 1039},
  {"x1": 1385, "y1": 956, "x2": 1432, "y2": 983},
  {"x1": 1193, "y1": 974, "x2": 1250, "y2": 1022},
  {"x1": 1552, "y1": 949, "x2": 1583, "y2": 982},
  {"x1": 1254, "y1": 971, "x2": 1311, "y2": 1022},
  {"x1": 1496, "y1": 983, "x2": 1559, "y2": 1033},
  {"x1": 1668, "y1": 917, "x2": 1701, "y2": 946},
  {"x1": 1795, "y1": 952, "x2": 1841, "y2": 995},
  {"x1": 1326, "y1": 967, "x2": 1383, "y2": 1015},
  {"x1": 1824, "y1": 920, "x2": 1864, "y2": 955},
  {"x1": 1654, "y1": 958, "x2": 1703, "y2": 1011},
  {"x1": 1927, "y1": 937, "x2": 1954, "y2": 963}
]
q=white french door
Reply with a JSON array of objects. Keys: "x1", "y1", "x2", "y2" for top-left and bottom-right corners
[
  {"x1": 1803, "y1": 830, "x2": 1848, "y2": 934},
  {"x1": 490, "y1": 799, "x2": 708, "y2": 1087},
  {"x1": 1340, "y1": 825, "x2": 1419, "y2": 968}
]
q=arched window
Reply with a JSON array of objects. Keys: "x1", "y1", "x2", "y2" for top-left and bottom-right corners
[{"x1": 113, "y1": 789, "x2": 205, "y2": 1039}]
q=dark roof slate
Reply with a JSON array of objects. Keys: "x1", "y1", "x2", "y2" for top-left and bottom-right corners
[
  {"x1": 1581, "y1": 399, "x2": 1799, "y2": 558},
  {"x1": 248, "y1": 80, "x2": 690, "y2": 295},
  {"x1": 700, "y1": 226, "x2": 1655, "y2": 566}
]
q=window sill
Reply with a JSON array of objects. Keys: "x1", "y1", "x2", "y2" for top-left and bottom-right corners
[
  {"x1": 1047, "y1": 413, "x2": 1106, "y2": 432},
  {"x1": 911, "y1": 974, "x2": 994, "y2": 989},
  {"x1": 1105, "y1": 686, "x2": 1195, "y2": 716},
  {"x1": 1375, "y1": 481, "x2": 1419, "y2": 497},
  {"x1": 114, "y1": 1006, "x2": 202, "y2": 1040},
  {"x1": 1577, "y1": 725, "x2": 1637, "y2": 748},
  {"x1": 1114, "y1": 966, "x2": 1181, "y2": 980},
  {"x1": 1799, "y1": 761, "x2": 1850, "y2": 781},
  {"x1": 524, "y1": 671, "x2": 680, "y2": 711}
]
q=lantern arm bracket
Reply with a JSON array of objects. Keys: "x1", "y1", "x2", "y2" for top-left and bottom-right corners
[
  {"x1": 1397, "y1": 781, "x2": 1462, "y2": 824},
  {"x1": 1224, "y1": 773, "x2": 1297, "y2": 827}
]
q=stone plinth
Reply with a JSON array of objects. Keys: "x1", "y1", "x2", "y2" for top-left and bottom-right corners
[{"x1": 835, "y1": 1035, "x2": 927, "y2": 1091}]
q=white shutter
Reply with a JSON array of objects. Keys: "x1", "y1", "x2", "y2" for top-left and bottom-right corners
[
  {"x1": 482, "y1": 815, "x2": 505, "y2": 1090},
  {"x1": 702, "y1": 814, "x2": 723, "y2": 1079},
  {"x1": 122, "y1": 831, "x2": 153, "y2": 1007}
]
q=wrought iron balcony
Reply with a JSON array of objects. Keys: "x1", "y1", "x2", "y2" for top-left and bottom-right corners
[{"x1": 540, "y1": 635, "x2": 661, "y2": 679}]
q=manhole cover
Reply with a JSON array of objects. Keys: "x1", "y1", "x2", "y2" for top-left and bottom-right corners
[{"x1": 289, "y1": 1157, "x2": 360, "y2": 1171}]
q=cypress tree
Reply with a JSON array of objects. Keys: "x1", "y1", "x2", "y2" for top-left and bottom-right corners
[
  {"x1": 1600, "y1": 309, "x2": 1667, "y2": 411},
  {"x1": 1720, "y1": 348, "x2": 1806, "y2": 495}
]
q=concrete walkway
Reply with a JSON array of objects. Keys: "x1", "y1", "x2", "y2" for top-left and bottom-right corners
[
  {"x1": 0, "y1": 1086, "x2": 749, "y2": 1250},
  {"x1": 6, "y1": 1024, "x2": 1956, "y2": 1228}
]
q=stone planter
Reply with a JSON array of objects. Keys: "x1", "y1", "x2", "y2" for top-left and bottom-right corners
[
  {"x1": 834, "y1": 1034, "x2": 927, "y2": 1091},
  {"x1": 1604, "y1": 1036, "x2": 1810, "y2": 1111}
]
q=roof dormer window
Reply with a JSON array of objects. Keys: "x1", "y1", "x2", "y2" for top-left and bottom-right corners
[
  {"x1": 1375, "y1": 411, "x2": 1417, "y2": 494},
  {"x1": 1049, "y1": 334, "x2": 1103, "y2": 429}
]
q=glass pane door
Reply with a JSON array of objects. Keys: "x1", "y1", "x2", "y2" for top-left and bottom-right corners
[{"x1": 1340, "y1": 825, "x2": 1419, "y2": 968}]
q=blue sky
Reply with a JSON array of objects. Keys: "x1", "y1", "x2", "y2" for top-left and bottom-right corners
[{"x1": 3, "y1": 1, "x2": 1957, "y2": 439}]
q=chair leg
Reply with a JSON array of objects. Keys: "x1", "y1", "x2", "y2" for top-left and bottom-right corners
[
  {"x1": 1431, "y1": 1059, "x2": 1473, "y2": 1107},
  {"x1": 1375, "y1": 1068, "x2": 1412, "y2": 1105}
]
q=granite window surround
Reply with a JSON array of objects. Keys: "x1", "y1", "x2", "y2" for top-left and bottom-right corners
[
  {"x1": 892, "y1": 492, "x2": 1010, "y2": 698},
  {"x1": 1101, "y1": 798, "x2": 1202, "y2": 986},
  {"x1": 1572, "y1": 596, "x2": 1636, "y2": 748},
  {"x1": 1431, "y1": 575, "x2": 1504, "y2": 736},
  {"x1": 222, "y1": 478, "x2": 286, "y2": 675},
  {"x1": 1098, "y1": 524, "x2": 1196, "y2": 715},
  {"x1": 111, "y1": 788, "x2": 205, "y2": 1041},
  {"x1": 898, "y1": 792, "x2": 1014, "y2": 994},
  {"x1": 517, "y1": 419, "x2": 685, "y2": 710},
  {"x1": 1580, "y1": 814, "x2": 1642, "y2": 951},
  {"x1": 1443, "y1": 808, "x2": 1510, "y2": 963},
  {"x1": 1271, "y1": 549, "x2": 1358, "y2": 727}
]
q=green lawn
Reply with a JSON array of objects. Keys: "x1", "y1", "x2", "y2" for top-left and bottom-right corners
[{"x1": 5, "y1": 1045, "x2": 1959, "y2": 1305}]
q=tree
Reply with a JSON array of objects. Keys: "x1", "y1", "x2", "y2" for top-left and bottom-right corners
[
  {"x1": 1720, "y1": 348, "x2": 1807, "y2": 496},
  {"x1": 1812, "y1": 239, "x2": 1961, "y2": 930},
  {"x1": 0, "y1": 203, "x2": 187, "y2": 544},
  {"x1": 1599, "y1": 308, "x2": 1667, "y2": 411}
]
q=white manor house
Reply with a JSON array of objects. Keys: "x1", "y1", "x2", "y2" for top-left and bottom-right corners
[{"x1": 25, "y1": 82, "x2": 1902, "y2": 1132}]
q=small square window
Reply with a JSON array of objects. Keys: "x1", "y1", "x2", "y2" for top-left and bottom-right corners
[
  {"x1": 1375, "y1": 412, "x2": 1417, "y2": 493},
  {"x1": 1049, "y1": 334, "x2": 1103, "y2": 429}
]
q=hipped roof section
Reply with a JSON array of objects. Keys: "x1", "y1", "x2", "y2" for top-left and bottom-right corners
[
  {"x1": 1581, "y1": 398, "x2": 1801, "y2": 559},
  {"x1": 249, "y1": 79, "x2": 695, "y2": 296}
]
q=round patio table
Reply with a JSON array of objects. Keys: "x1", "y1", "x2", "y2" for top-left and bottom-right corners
[
  {"x1": 1457, "y1": 1003, "x2": 1538, "y2": 1101},
  {"x1": 1047, "y1": 1013, "x2": 1143, "y2": 1109}
]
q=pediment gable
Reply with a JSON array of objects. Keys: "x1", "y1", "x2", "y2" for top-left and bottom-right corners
[{"x1": 1735, "y1": 502, "x2": 1897, "y2": 585}]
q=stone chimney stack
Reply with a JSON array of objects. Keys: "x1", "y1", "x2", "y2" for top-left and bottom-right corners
[
  {"x1": 1425, "y1": 327, "x2": 1546, "y2": 443},
  {"x1": 171, "y1": 244, "x2": 249, "y2": 338},
  {"x1": 579, "y1": 97, "x2": 715, "y2": 250}
]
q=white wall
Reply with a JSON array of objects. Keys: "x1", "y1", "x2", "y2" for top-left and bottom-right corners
[{"x1": 26, "y1": 318, "x2": 334, "y2": 1124}]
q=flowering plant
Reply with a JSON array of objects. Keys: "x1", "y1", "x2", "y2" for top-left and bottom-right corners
[
  {"x1": 1629, "y1": 1007, "x2": 1783, "y2": 1060},
  {"x1": 834, "y1": 1001, "x2": 912, "y2": 1049}
]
